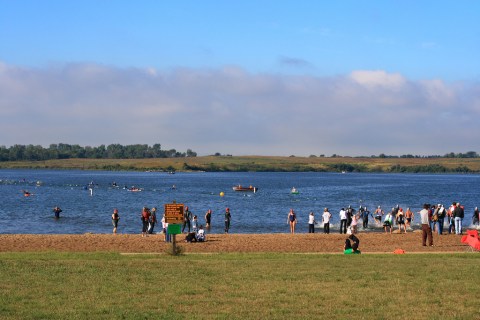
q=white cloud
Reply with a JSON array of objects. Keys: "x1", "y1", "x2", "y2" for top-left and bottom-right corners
[{"x1": 0, "y1": 62, "x2": 479, "y2": 156}]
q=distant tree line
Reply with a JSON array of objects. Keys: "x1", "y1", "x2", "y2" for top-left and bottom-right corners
[
  {"x1": 308, "y1": 151, "x2": 480, "y2": 159},
  {"x1": 0, "y1": 143, "x2": 197, "y2": 161}
]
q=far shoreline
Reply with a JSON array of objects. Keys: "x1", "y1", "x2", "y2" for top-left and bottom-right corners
[{"x1": 1, "y1": 155, "x2": 480, "y2": 173}]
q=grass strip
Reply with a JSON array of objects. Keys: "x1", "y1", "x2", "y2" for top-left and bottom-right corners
[{"x1": 0, "y1": 252, "x2": 478, "y2": 319}]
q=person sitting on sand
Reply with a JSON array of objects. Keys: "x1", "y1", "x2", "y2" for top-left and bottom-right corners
[
  {"x1": 196, "y1": 225, "x2": 206, "y2": 242},
  {"x1": 344, "y1": 234, "x2": 361, "y2": 254}
]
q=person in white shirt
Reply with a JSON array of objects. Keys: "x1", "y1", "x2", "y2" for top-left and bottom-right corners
[
  {"x1": 308, "y1": 212, "x2": 315, "y2": 233},
  {"x1": 419, "y1": 204, "x2": 433, "y2": 246},
  {"x1": 339, "y1": 208, "x2": 347, "y2": 234},
  {"x1": 322, "y1": 208, "x2": 332, "y2": 234}
]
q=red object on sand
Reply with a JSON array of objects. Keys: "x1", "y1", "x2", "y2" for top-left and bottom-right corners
[
  {"x1": 393, "y1": 248, "x2": 405, "y2": 254},
  {"x1": 461, "y1": 230, "x2": 480, "y2": 251}
]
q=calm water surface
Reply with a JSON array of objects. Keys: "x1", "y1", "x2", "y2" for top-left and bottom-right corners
[{"x1": 1, "y1": 170, "x2": 479, "y2": 234}]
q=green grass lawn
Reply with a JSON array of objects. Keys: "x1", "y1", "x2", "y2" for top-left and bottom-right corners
[{"x1": 0, "y1": 252, "x2": 478, "y2": 319}]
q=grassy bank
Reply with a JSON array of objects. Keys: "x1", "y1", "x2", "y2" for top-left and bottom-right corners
[
  {"x1": 0, "y1": 252, "x2": 478, "y2": 319},
  {"x1": 1, "y1": 155, "x2": 480, "y2": 173}
]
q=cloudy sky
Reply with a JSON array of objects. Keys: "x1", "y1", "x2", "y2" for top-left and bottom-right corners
[{"x1": 1, "y1": 1, "x2": 479, "y2": 156}]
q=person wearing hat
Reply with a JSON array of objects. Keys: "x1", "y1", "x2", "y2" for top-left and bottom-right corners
[{"x1": 224, "y1": 207, "x2": 232, "y2": 233}]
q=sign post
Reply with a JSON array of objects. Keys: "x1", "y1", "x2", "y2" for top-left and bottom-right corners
[{"x1": 164, "y1": 202, "x2": 184, "y2": 255}]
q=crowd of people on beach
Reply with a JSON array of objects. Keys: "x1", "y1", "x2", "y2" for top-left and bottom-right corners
[
  {"x1": 286, "y1": 202, "x2": 480, "y2": 239},
  {"x1": 100, "y1": 205, "x2": 233, "y2": 242}
]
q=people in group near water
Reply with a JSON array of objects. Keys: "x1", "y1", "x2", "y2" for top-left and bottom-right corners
[
  {"x1": 287, "y1": 209, "x2": 297, "y2": 234},
  {"x1": 224, "y1": 208, "x2": 232, "y2": 233},
  {"x1": 395, "y1": 207, "x2": 407, "y2": 234},
  {"x1": 205, "y1": 209, "x2": 212, "y2": 228},
  {"x1": 112, "y1": 208, "x2": 119, "y2": 234},
  {"x1": 141, "y1": 207, "x2": 151, "y2": 237},
  {"x1": 405, "y1": 208, "x2": 414, "y2": 230},
  {"x1": 453, "y1": 201, "x2": 464, "y2": 235},
  {"x1": 148, "y1": 207, "x2": 157, "y2": 234},
  {"x1": 182, "y1": 206, "x2": 192, "y2": 233},
  {"x1": 192, "y1": 215, "x2": 199, "y2": 232},
  {"x1": 419, "y1": 203, "x2": 434, "y2": 246},
  {"x1": 360, "y1": 206, "x2": 370, "y2": 229},
  {"x1": 383, "y1": 210, "x2": 394, "y2": 234},
  {"x1": 322, "y1": 208, "x2": 331, "y2": 234},
  {"x1": 344, "y1": 234, "x2": 361, "y2": 254},
  {"x1": 374, "y1": 206, "x2": 384, "y2": 226},
  {"x1": 53, "y1": 206, "x2": 62, "y2": 219},
  {"x1": 339, "y1": 208, "x2": 347, "y2": 234},
  {"x1": 473, "y1": 207, "x2": 479, "y2": 226}
]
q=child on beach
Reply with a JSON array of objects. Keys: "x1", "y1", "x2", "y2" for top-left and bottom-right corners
[{"x1": 192, "y1": 215, "x2": 199, "y2": 232}]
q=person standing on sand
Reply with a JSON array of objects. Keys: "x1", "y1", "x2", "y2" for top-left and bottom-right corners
[
  {"x1": 473, "y1": 207, "x2": 479, "y2": 226},
  {"x1": 308, "y1": 212, "x2": 315, "y2": 233},
  {"x1": 420, "y1": 203, "x2": 434, "y2": 247},
  {"x1": 405, "y1": 208, "x2": 414, "y2": 230},
  {"x1": 396, "y1": 207, "x2": 406, "y2": 234},
  {"x1": 205, "y1": 209, "x2": 212, "y2": 228},
  {"x1": 224, "y1": 208, "x2": 232, "y2": 233},
  {"x1": 111, "y1": 208, "x2": 119, "y2": 234},
  {"x1": 339, "y1": 208, "x2": 347, "y2": 234},
  {"x1": 192, "y1": 215, "x2": 199, "y2": 232},
  {"x1": 148, "y1": 207, "x2": 157, "y2": 234},
  {"x1": 182, "y1": 206, "x2": 192, "y2": 233},
  {"x1": 436, "y1": 204, "x2": 446, "y2": 235},
  {"x1": 287, "y1": 209, "x2": 297, "y2": 234},
  {"x1": 453, "y1": 202, "x2": 464, "y2": 235},
  {"x1": 447, "y1": 202, "x2": 456, "y2": 234},
  {"x1": 141, "y1": 207, "x2": 150, "y2": 237},
  {"x1": 322, "y1": 208, "x2": 332, "y2": 234},
  {"x1": 351, "y1": 212, "x2": 358, "y2": 234}
]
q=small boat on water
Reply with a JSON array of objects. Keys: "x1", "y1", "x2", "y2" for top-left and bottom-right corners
[
  {"x1": 232, "y1": 185, "x2": 258, "y2": 193},
  {"x1": 291, "y1": 187, "x2": 299, "y2": 194}
]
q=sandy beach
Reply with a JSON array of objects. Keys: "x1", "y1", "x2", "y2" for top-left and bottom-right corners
[{"x1": 0, "y1": 231, "x2": 472, "y2": 254}]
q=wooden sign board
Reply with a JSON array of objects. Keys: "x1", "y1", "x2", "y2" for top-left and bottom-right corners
[{"x1": 164, "y1": 203, "x2": 184, "y2": 224}]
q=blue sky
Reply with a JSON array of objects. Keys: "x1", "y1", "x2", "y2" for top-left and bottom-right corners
[{"x1": 1, "y1": 1, "x2": 479, "y2": 156}]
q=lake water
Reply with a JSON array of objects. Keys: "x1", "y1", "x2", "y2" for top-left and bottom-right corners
[{"x1": 0, "y1": 169, "x2": 479, "y2": 234}]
